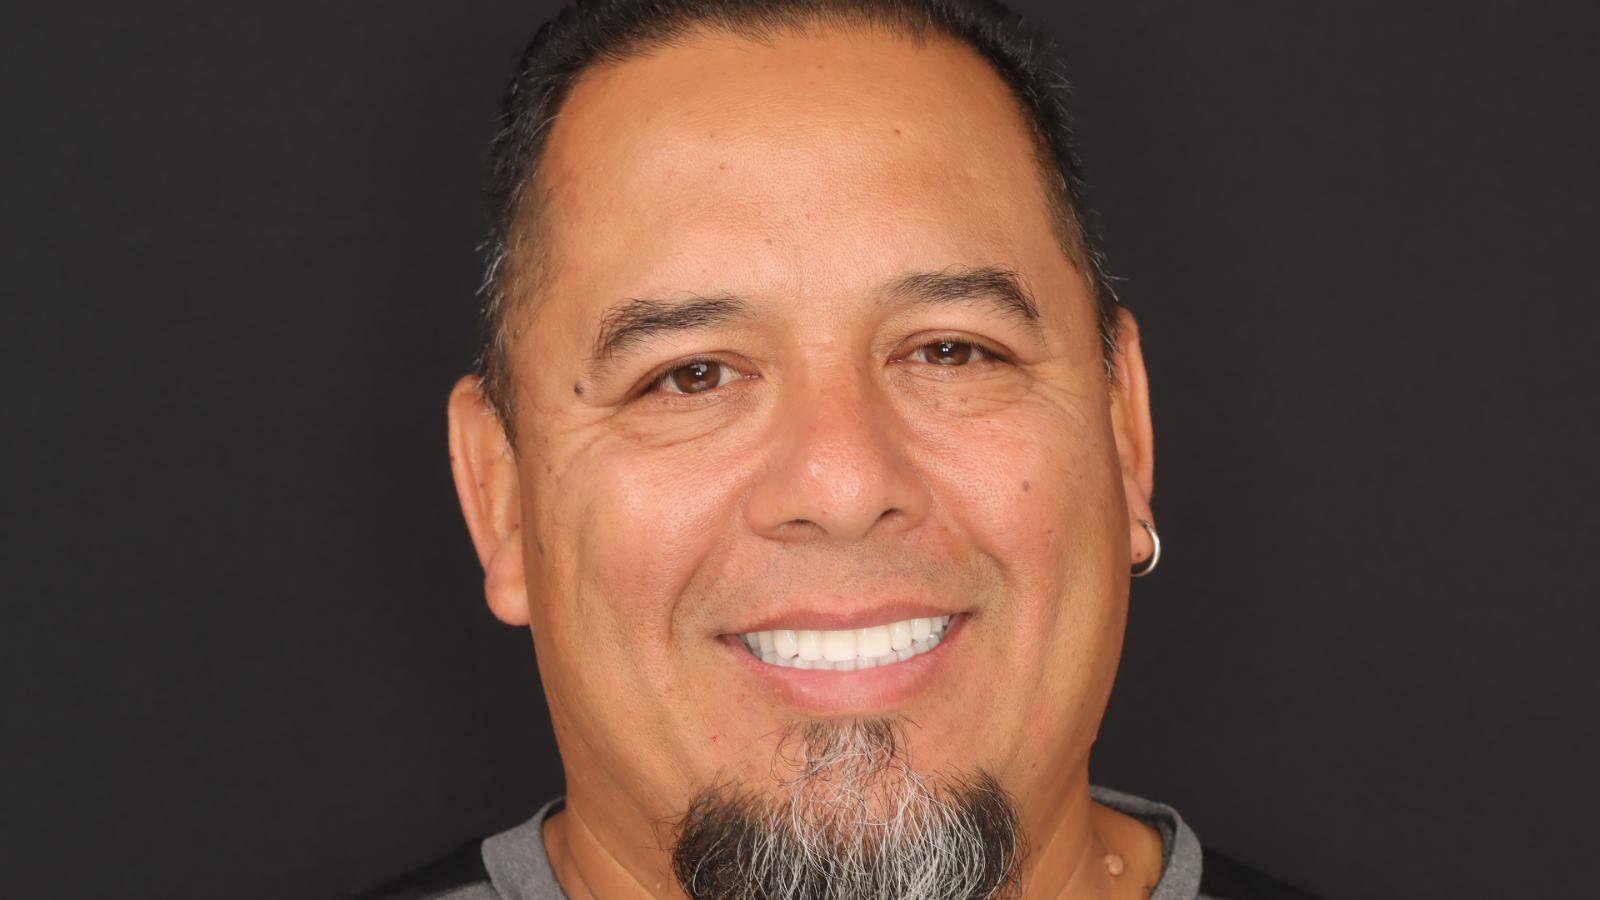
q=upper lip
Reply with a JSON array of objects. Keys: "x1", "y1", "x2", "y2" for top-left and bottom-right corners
[{"x1": 726, "y1": 602, "x2": 964, "y2": 634}]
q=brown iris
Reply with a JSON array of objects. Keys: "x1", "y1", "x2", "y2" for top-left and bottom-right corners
[
  {"x1": 668, "y1": 361, "x2": 722, "y2": 394},
  {"x1": 924, "y1": 340, "x2": 975, "y2": 365}
]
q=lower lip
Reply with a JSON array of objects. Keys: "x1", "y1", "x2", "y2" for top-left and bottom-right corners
[{"x1": 723, "y1": 615, "x2": 968, "y2": 712}]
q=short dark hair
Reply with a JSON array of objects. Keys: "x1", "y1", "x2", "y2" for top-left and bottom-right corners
[{"x1": 478, "y1": 0, "x2": 1121, "y2": 439}]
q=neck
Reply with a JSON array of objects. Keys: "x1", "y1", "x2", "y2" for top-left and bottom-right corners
[
  {"x1": 1015, "y1": 778, "x2": 1165, "y2": 899},
  {"x1": 542, "y1": 798, "x2": 674, "y2": 900}
]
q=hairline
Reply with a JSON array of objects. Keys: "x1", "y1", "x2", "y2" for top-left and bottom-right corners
[{"x1": 482, "y1": 15, "x2": 1120, "y2": 446}]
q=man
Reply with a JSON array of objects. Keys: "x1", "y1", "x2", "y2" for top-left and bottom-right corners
[{"x1": 366, "y1": 1, "x2": 1320, "y2": 897}]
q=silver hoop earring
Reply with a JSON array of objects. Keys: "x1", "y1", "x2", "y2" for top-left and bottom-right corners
[{"x1": 1131, "y1": 518, "x2": 1161, "y2": 578}]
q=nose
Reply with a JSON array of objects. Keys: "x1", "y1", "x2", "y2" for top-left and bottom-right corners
[{"x1": 744, "y1": 364, "x2": 931, "y2": 543}]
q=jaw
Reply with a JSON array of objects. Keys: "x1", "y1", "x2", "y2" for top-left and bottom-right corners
[{"x1": 537, "y1": 607, "x2": 1118, "y2": 900}]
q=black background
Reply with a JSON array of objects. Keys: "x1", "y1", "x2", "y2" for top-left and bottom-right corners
[{"x1": 4, "y1": 2, "x2": 1597, "y2": 898}]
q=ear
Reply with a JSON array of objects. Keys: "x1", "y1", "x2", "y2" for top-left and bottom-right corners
[
  {"x1": 447, "y1": 375, "x2": 530, "y2": 626},
  {"x1": 1106, "y1": 307, "x2": 1157, "y2": 566}
]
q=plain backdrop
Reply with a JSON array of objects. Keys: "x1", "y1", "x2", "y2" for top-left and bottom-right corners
[{"x1": 4, "y1": 2, "x2": 1597, "y2": 898}]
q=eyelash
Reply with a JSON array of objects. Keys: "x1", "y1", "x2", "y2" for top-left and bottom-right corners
[
  {"x1": 638, "y1": 337, "x2": 1007, "y2": 400},
  {"x1": 903, "y1": 338, "x2": 1001, "y2": 369},
  {"x1": 643, "y1": 356, "x2": 745, "y2": 398}
]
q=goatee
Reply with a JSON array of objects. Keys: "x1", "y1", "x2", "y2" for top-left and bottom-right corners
[{"x1": 670, "y1": 717, "x2": 1023, "y2": 900}]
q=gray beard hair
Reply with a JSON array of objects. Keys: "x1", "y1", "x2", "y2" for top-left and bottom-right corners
[{"x1": 670, "y1": 718, "x2": 1023, "y2": 900}]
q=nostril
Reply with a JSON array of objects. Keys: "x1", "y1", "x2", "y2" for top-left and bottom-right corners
[{"x1": 779, "y1": 518, "x2": 825, "y2": 539}]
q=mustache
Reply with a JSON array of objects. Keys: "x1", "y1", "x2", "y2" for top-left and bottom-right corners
[{"x1": 670, "y1": 717, "x2": 1024, "y2": 900}]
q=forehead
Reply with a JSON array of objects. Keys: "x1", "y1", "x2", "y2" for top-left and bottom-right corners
[{"x1": 534, "y1": 26, "x2": 1065, "y2": 322}]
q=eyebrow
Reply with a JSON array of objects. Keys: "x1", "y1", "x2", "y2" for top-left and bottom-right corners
[
  {"x1": 585, "y1": 265, "x2": 1043, "y2": 373},
  {"x1": 881, "y1": 266, "x2": 1042, "y2": 333},
  {"x1": 588, "y1": 294, "x2": 754, "y2": 371}
]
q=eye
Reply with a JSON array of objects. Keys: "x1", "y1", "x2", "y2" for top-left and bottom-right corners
[
  {"x1": 909, "y1": 339, "x2": 991, "y2": 367},
  {"x1": 652, "y1": 359, "x2": 740, "y2": 395}
]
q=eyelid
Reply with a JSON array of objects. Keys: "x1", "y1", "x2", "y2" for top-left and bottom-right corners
[
  {"x1": 629, "y1": 333, "x2": 1006, "y2": 402},
  {"x1": 636, "y1": 354, "x2": 747, "y2": 399},
  {"x1": 897, "y1": 333, "x2": 1011, "y2": 365}
]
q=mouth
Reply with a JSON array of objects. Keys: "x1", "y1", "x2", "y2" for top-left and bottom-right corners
[
  {"x1": 721, "y1": 612, "x2": 967, "y2": 711},
  {"x1": 736, "y1": 615, "x2": 952, "y2": 671}
]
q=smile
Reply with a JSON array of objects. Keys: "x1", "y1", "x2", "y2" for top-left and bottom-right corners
[{"x1": 738, "y1": 616, "x2": 952, "y2": 671}]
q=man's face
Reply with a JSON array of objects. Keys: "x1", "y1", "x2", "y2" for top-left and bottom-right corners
[{"x1": 450, "y1": 27, "x2": 1153, "y2": 859}]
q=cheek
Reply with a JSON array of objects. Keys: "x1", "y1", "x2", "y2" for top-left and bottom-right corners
[
  {"x1": 914, "y1": 391, "x2": 1122, "y2": 586},
  {"x1": 560, "y1": 431, "x2": 755, "y2": 652},
  {"x1": 908, "y1": 392, "x2": 1129, "y2": 762}
]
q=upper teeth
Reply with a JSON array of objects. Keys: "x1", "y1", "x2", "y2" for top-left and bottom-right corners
[{"x1": 739, "y1": 616, "x2": 951, "y2": 671}]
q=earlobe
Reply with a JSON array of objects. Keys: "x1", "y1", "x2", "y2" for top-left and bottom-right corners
[
  {"x1": 483, "y1": 530, "x2": 531, "y2": 626},
  {"x1": 446, "y1": 375, "x2": 532, "y2": 626}
]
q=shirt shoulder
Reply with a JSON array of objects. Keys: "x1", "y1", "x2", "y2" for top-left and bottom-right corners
[
  {"x1": 1090, "y1": 784, "x2": 1324, "y2": 900},
  {"x1": 350, "y1": 798, "x2": 566, "y2": 900}
]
